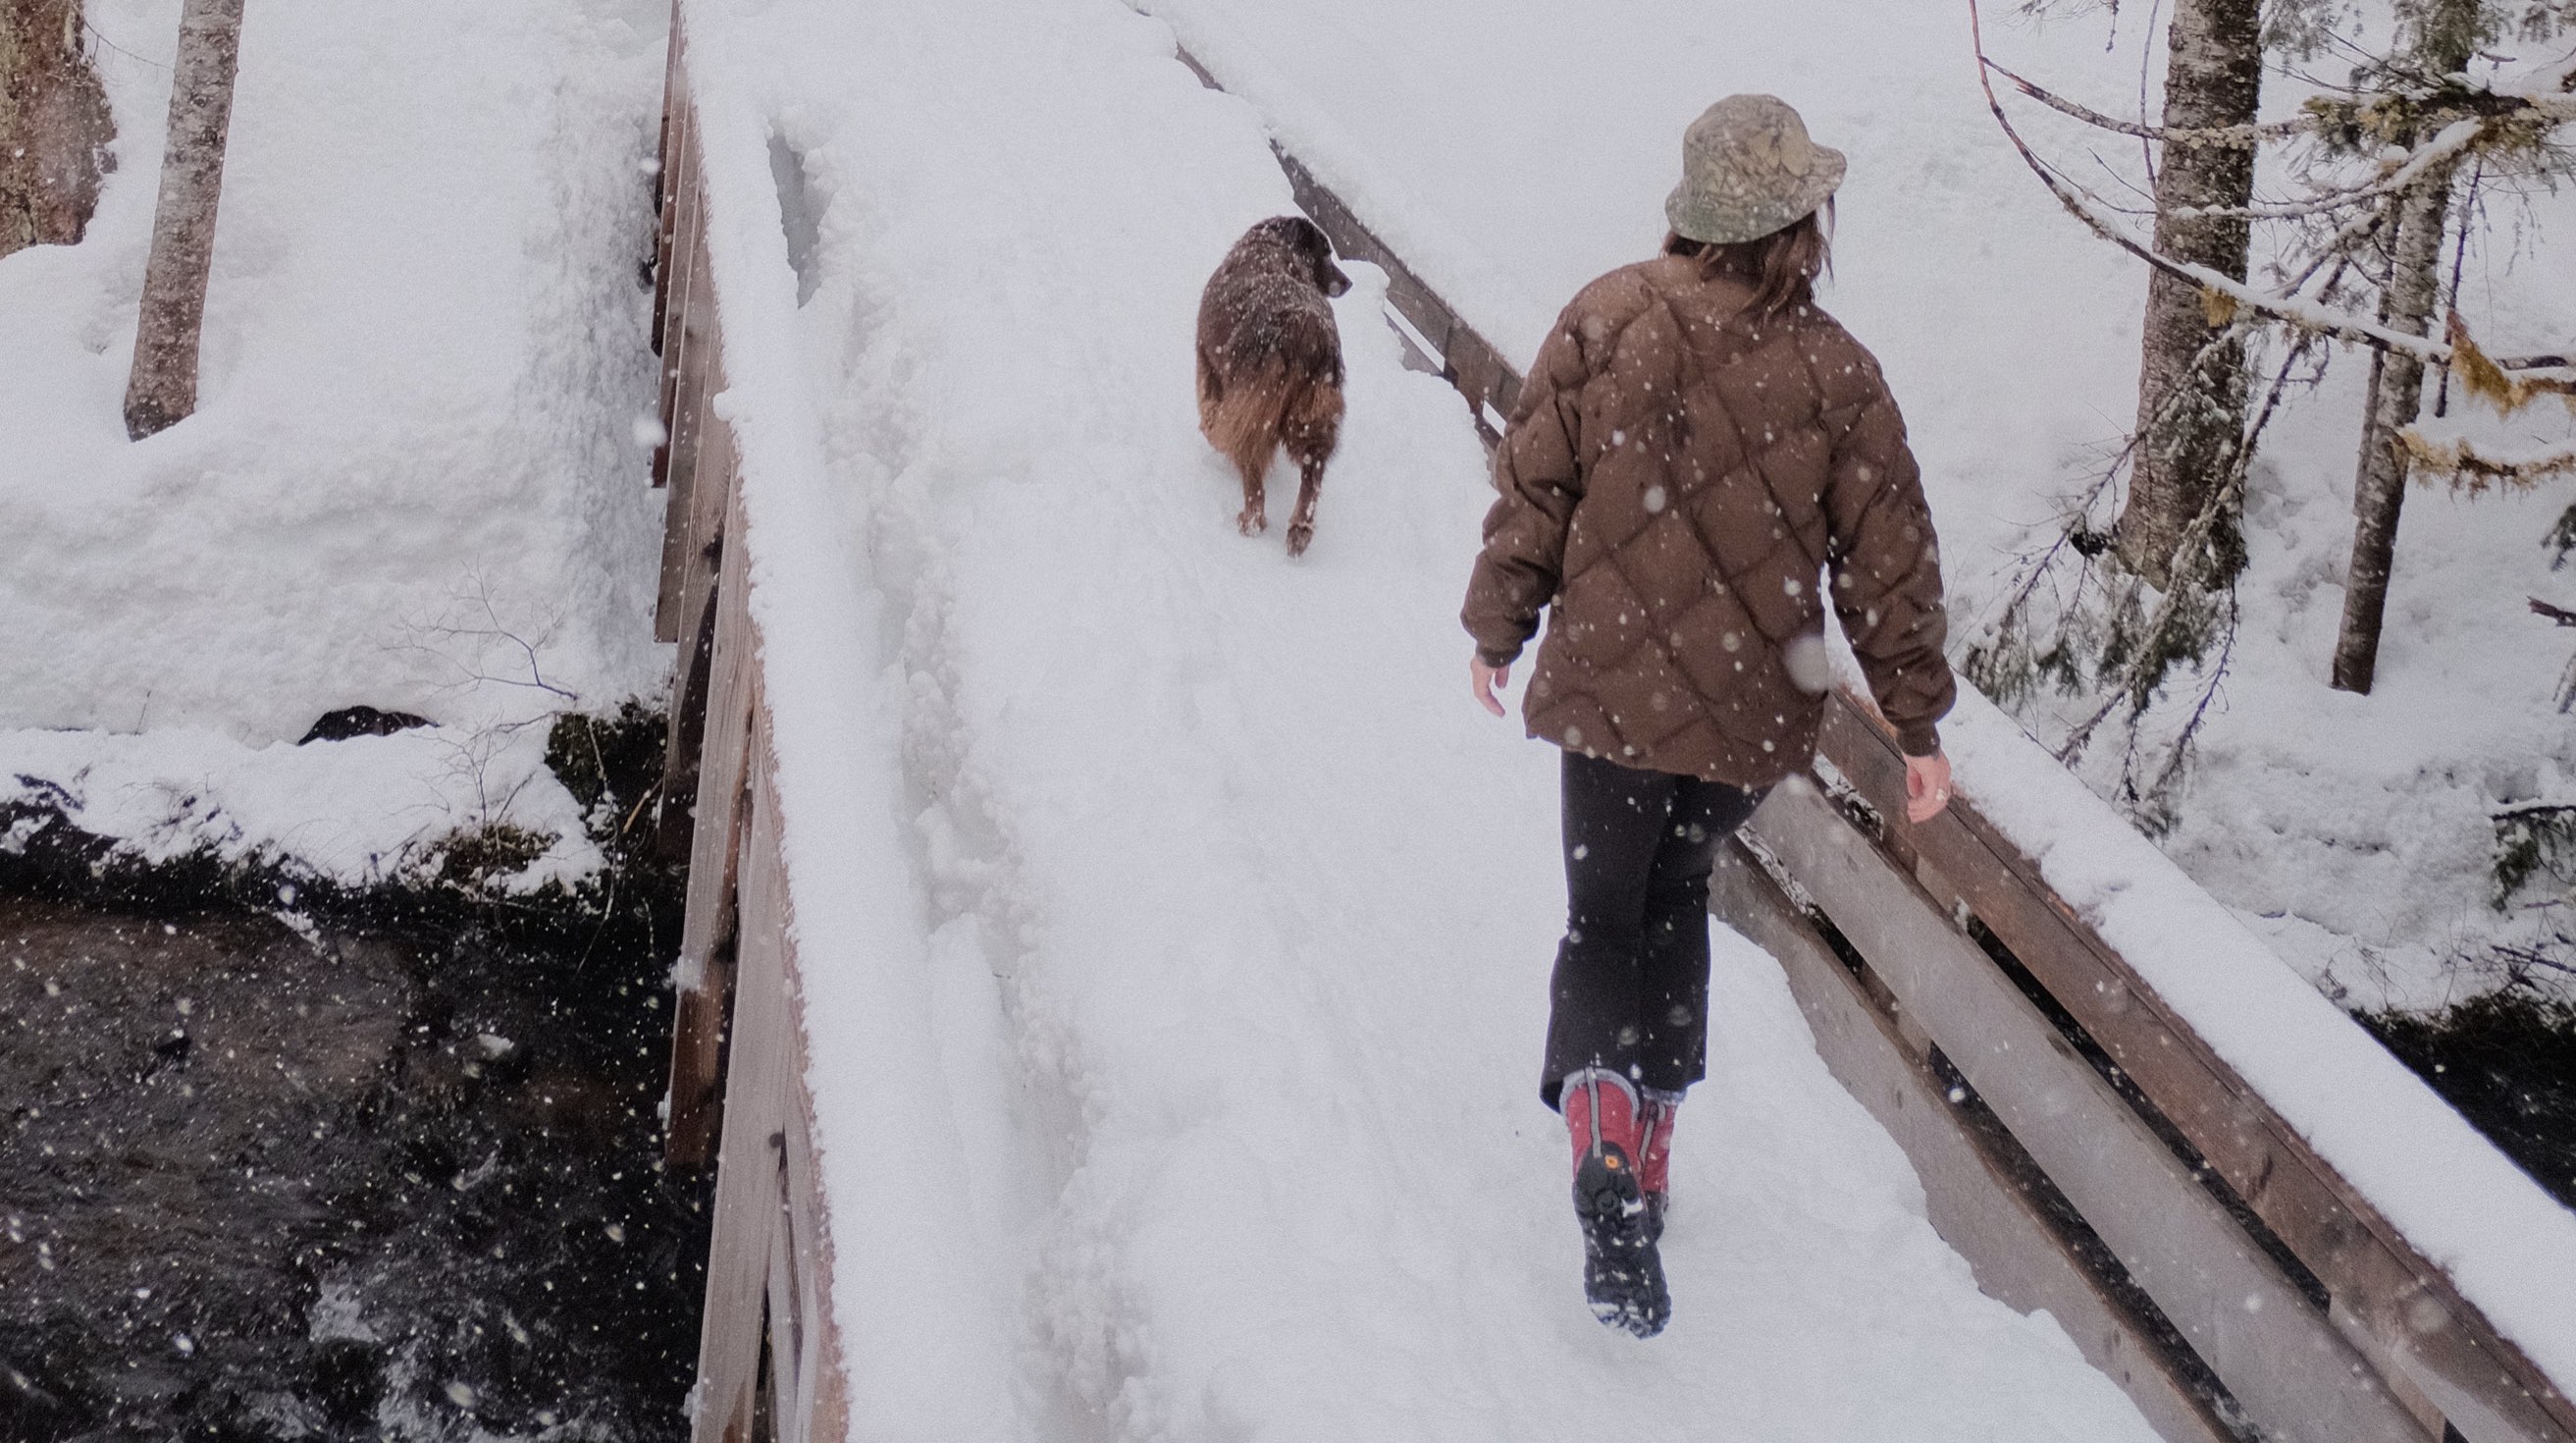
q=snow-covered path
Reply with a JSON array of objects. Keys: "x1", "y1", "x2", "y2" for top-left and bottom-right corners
[{"x1": 691, "y1": 0, "x2": 2167, "y2": 1437}]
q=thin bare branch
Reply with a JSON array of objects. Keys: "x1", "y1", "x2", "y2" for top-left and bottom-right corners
[
  {"x1": 1969, "y1": 0, "x2": 2570, "y2": 374},
  {"x1": 1981, "y1": 55, "x2": 2309, "y2": 143}
]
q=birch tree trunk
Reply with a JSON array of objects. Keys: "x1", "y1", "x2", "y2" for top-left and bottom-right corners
[
  {"x1": 2326, "y1": 175, "x2": 2455, "y2": 692},
  {"x1": 123, "y1": 0, "x2": 243, "y2": 441},
  {"x1": 0, "y1": 0, "x2": 115, "y2": 258},
  {"x1": 2327, "y1": 0, "x2": 2483, "y2": 694},
  {"x1": 2116, "y1": 0, "x2": 2264, "y2": 588}
]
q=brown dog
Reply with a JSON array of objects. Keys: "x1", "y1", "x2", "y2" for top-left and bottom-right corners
[{"x1": 1196, "y1": 216, "x2": 1350, "y2": 558}]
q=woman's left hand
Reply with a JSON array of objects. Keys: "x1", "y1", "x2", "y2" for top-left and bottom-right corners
[
  {"x1": 1904, "y1": 751, "x2": 1953, "y2": 824},
  {"x1": 1471, "y1": 657, "x2": 1510, "y2": 717}
]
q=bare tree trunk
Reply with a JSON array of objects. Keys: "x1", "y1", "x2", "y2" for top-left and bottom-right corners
[
  {"x1": 0, "y1": 0, "x2": 115, "y2": 258},
  {"x1": 2327, "y1": 179, "x2": 2455, "y2": 691},
  {"x1": 123, "y1": 0, "x2": 242, "y2": 441},
  {"x1": 2117, "y1": 0, "x2": 2264, "y2": 587},
  {"x1": 2328, "y1": 0, "x2": 2483, "y2": 694}
]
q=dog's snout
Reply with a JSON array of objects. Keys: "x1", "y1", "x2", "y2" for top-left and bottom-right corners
[{"x1": 1322, "y1": 262, "x2": 1352, "y2": 298}]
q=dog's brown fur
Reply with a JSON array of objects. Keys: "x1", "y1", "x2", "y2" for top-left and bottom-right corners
[{"x1": 1196, "y1": 216, "x2": 1350, "y2": 558}]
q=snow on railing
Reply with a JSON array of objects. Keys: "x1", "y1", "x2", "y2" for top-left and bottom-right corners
[
  {"x1": 653, "y1": 6, "x2": 1041, "y2": 1436},
  {"x1": 1162, "y1": 34, "x2": 2576, "y2": 1443},
  {"x1": 646, "y1": 24, "x2": 851, "y2": 1442}
]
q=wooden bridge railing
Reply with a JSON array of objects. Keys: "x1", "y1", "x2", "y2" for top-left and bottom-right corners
[
  {"x1": 1727, "y1": 702, "x2": 2574, "y2": 1443},
  {"x1": 647, "y1": 16, "x2": 846, "y2": 1443},
  {"x1": 636, "y1": 17, "x2": 2574, "y2": 1443}
]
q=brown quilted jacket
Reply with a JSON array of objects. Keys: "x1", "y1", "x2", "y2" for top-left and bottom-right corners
[{"x1": 1462, "y1": 254, "x2": 1954, "y2": 785}]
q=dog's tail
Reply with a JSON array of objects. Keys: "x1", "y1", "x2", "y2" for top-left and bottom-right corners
[
  {"x1": 1201, "y1": 360, "x2": 1291, "y2": 485},
  {"x1": 1202, "y1": 358, "x2": 1343, "y2": 484}
]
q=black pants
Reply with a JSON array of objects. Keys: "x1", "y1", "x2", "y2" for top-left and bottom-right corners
[{"x1": 1540, "y1": 750, "x2": 1766, "y2": 1111}]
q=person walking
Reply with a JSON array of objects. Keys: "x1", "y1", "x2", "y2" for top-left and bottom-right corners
[{"x1": 1461, "y1": 94, "x2": 1958, "y2": 1338}]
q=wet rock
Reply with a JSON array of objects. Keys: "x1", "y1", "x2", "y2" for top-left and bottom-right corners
[{"x1": 297, "y1": 708, "x2": 433, "y2": 745}]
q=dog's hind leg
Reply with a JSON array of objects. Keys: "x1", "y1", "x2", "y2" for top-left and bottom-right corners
[
  {"x1": 1286, "y1": 454, "x2": 1324, "y2": 558},
  {"x1": 1280, "y1": 375, "x2": 1341, "y2": 558},
  {"x1": 1235, "y1": 455, "x2": 1268, "y2": 538},
  {"x1": 1214, "y1": 376, "x2": 1278, "y2": 538}
]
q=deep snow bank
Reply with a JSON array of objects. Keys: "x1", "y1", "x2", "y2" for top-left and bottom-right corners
[
  {"x1": 0, "y1": 722, "x2": 600, "y2": 890},
  {"x1": 0, "y1": 0, "x2": 672, "y2": 744}
]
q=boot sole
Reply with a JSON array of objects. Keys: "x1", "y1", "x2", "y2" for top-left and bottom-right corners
[{"x1": 1574, "y1": 1145, "x2": 1669, "y2": 1337}]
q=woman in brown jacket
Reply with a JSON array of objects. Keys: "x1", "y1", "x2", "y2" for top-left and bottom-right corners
[{"x1": 1461, "y1": 94, "x2": 1957, "y2": 1338}]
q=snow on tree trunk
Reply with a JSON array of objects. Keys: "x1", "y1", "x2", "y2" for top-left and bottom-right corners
[
  {"x1": 123, "y1": 0, "x2": 244, "y2": 442},
  {"x1": 2327, "y1": 0, "x2": 2483, "y2": 695},
  {"x1": 0, "y1": 0, "x2": 115, "y2": 258},
  {"x1": 2116, "y1": 0, "x2": 2262, "y2": 588}
]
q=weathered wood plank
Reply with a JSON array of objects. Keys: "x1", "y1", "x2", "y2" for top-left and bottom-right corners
[
  {"x1": 1709, "y1": 847, "x2": 2237, "y2": 1443},
  {"x1": 1817, "y1": 696, "x2": 2576, "y2": 1443},
  {"x1": 665, "y1": 473, "x2": 758, "y2": 1171},
  {"x1": 658, "y1": 393, "x2": 737, "y2": 858},
  {"x1": 762, "y1": 1168, "x2": 802, "y2": 1439},
  {"x1": 772, "y1": 1018, "x2": 839, "y2": 1443},
  {"x1": 651, "y1": 27, "x2": 685, "y2": 357},
  {"x1": 690, "y1": 742, "x2": 789, "y2": 1443},
  {"x1": 787, "y1": 1061, "x2": 849, "y2": 1443},
  {"x1": 674, "y1": 401, "x2": 735, "y2": 710},
  {"x1": 1747, "y1": 780, "x2": 2434, "y2": 1443},
  {"x1": 654, "y1": 90, "x2": 704, "y2": 493},
  {"x1": 656, "y1": 165, "x2": 715, "y2": 639}
]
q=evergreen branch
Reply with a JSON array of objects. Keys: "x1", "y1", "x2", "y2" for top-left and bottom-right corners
[
  {"x1": 2169, "y1": 119, "x2": 2486, "y2": 219},
  {"x1": 2407, "y1": 431, "x2": 2576, "y2": 490}
]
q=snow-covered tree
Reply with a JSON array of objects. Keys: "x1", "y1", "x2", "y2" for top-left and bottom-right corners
[{"x1": 1964, "y1": 0, "x2": 2574, "y2": 817}]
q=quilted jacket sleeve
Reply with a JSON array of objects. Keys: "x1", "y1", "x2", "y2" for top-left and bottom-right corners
[
  {"x1": 1461, "y1": 308, "x2": 1595, "y2": 668},
  {"x1": 1819, "y1": 346, "x2": 1956, "y2": 757}
]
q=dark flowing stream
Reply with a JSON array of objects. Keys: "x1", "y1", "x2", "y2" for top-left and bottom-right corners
[{"x1": 2, "y1": 711, "x2": 707, "y2": 1442}]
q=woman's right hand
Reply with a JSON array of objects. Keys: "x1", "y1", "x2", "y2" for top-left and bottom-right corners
[{"x1": 1471, "y1": 656, "x2": 1510, "y2": 717}]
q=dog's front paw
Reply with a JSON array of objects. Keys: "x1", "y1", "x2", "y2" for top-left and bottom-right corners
[
  {"x1": 1286, "y1": 522, "x2": 1314, "y2": 558},
  {"x1": 1236, "y1": 508, "x2": 1268, "y2": 537}
]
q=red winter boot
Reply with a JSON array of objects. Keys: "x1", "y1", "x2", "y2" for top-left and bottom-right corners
[
  {"x1": 1564, "y1": 1065, "x2": 1641, "y2": 1171},
  {"x1": 1637, "y1": 1088, "x2": 1682, "y2": 1242},
  {"x1": 1561, "y1": 1067, "x2": 1668, "y2": 1337}
]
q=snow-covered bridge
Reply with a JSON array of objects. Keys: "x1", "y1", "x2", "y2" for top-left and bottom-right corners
[{"x1": 636, "y1": 3, "x2": 2576, "y2": 1441}]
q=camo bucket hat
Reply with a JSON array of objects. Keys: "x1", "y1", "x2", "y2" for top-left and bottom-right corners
[{"x1": 1664, "y1": 94, "x2": 1846, "y2": 245}]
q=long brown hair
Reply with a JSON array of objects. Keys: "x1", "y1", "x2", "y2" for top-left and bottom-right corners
[{"x1": 1662, "y1": 200, "x2": 1834, "y2": 317}]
